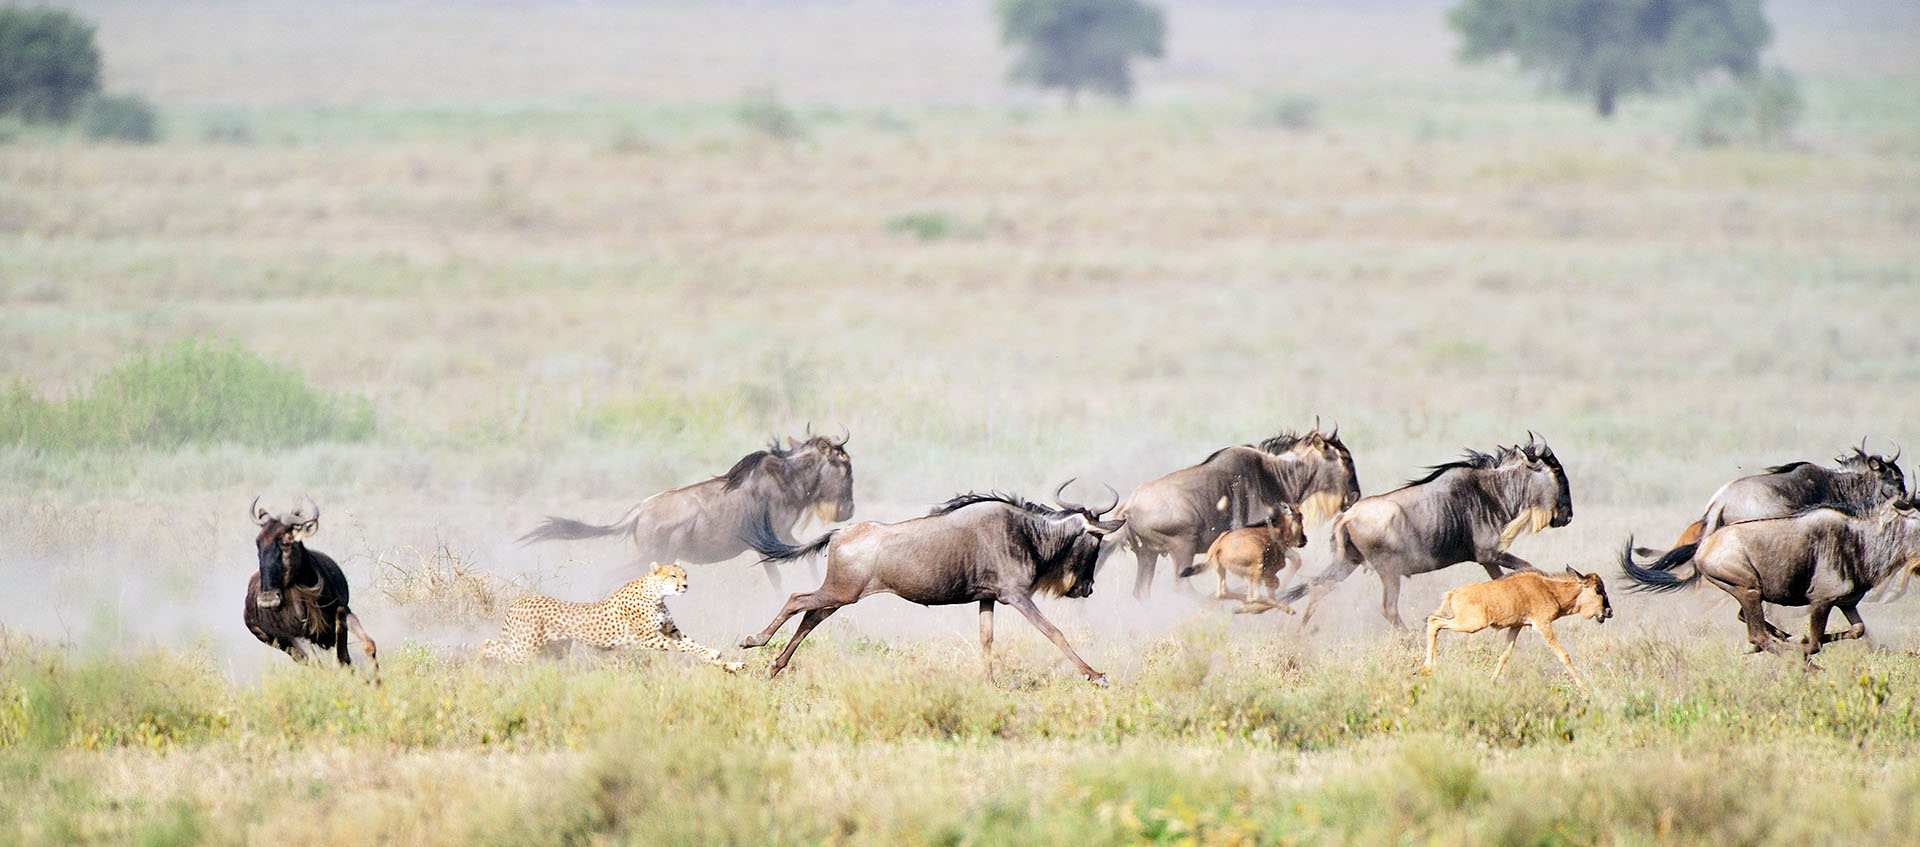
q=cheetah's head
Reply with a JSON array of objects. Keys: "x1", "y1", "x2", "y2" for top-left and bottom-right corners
[{"x1": 646, "y1": 562, "x2": 690, "y2": 596}]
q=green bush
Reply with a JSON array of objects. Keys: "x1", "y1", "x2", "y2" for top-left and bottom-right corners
[
  {"x1": 80, "y1": 93, "x2": 159, "y2": 143},
  {"x1": 0, "y1": 338, "x2": 375, "y2": 452},
  {"x1": 735, "y1": 87, "x2": 803, "y2": 140},
  {"x1": 0, "y1": 7, "x2": 100, "y2": 122},
  {"x1": 1252, "y1": 91, "x2": 1319, "y2": 131},
  {"x1": 1687, "y1": 67, "x2": 1803, "y2": 147}
]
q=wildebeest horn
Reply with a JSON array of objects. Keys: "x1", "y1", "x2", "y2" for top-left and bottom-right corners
[
  {"x1": 1094, "y1": 483, "x2": 1119, "y2": 517},
  {"x1": 1893, "y1": 443, "x2": 1902, "y2": 463},
  {"x1": 295, "y1": 494, "x2": 318, "y2": 524},
  {"x1": 1312, "y1": 414, "x2": 1321, "y2": 434},
  {"x1": 250, "y1": 496, "x2": 270, "y2": 525},
  {"x1": 832, "y1": 424, "x2": 849, "y2": 448},
  {"x1": 1053, "y1": 478, "x2": 1080, "y2": 510},
  {"x1": 1329, "y1": 421, "x2": 1339, "y2": 441}
]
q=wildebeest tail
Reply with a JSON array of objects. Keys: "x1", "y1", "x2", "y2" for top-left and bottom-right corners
[
  {"x1": 1618, "y1": 537, "x2": 1701, "y2": 594},
  {"x1": 742, "y1": 510, "x2": 835, "y2": 563},
  {"x1": 1628, "y1": 541, "x2": 1699, "y2": 573},
  {"x1": 517, "y1": 504, "x2": 642, "y2": 545},
  {"x1": 1278, "y1": 515, "x2": 1361, "y2": 604}
]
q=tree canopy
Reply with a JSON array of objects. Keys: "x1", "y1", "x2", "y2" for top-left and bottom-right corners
[
  {"x1": 1449, "y1": 0, "x2": 1771, "y2": 117},
  {"x1": 997, "y1": 0, "x2": 1166, "y2": 106},
  {"x1": 0, "y1": 6, "x2": 101, "y2": 122}
]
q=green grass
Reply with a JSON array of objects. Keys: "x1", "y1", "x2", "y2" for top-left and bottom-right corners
[{"x1": 0, "y1": 339, "x2": 374, "y2": 452}]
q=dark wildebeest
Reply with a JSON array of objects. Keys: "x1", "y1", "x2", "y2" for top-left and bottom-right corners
[
  {"x1": 1178, "y1": 503, "x2": 1308, "y2": 614},
  {"x1": 1631, "y1": 443, "x2": 1906, "y2": 577},
  {"x1": 1281, "y1": 435, "x2": 1573, "y2": 631},
  {"x1": 1621, "y1": 498, "x2": 1920, "y2": 668},
  {"x1": 739, "y1": 483, "x2": 1123, "y2": 684},
  {"x1": 1420, "y1": 568, "x2": 1612, "y2": 692},
  {"x1": 1115, "y1": 425, "x2": 1360, "y2": 599},
  {"x1": 243, "y1": 498, "x2": 379, "y2": 681},
  {"x1": 520, "y1": 431, "x2": 855, "y2": 588}
]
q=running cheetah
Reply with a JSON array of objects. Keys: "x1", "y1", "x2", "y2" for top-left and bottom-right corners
[{"x1": 478, "y1": 562, "x2": 744, "y2": 672}]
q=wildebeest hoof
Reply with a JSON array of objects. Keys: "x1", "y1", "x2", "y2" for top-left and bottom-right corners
[
  {"x1": 739, "y1": 635, "x2": 766, "y2": 649},
  {"x1": 1085, "y1": 673, "x2": 1110, "y2": 687}
]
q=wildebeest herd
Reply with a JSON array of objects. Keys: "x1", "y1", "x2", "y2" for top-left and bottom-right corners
[{"x1": 244, "y1": 426, "x2": 1920, "y2": 688}]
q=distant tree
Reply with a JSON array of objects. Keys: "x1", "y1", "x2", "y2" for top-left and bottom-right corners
[
  {"x1": 1449, "y1": 0, "x2": 1771, "y2": 117},
  {"x1": 0, "y1": 7, "x2": 101, "y2": 122},
  {"x1": 997, "y1": 0, "x2": 1166, "y2": 106}
]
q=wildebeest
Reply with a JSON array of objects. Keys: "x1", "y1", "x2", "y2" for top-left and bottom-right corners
[
  {"x1": 1178, "y1": 503, "x2": 1307, "y2": 614},
  {"x1": 243, "y1": 498, "x2": 379, "y2": 681},
  {"x1": 1115, "y1": 424, "x2": 1360, "y2": 599},
  {"x1": 1282, "y1": 435, "x2": 1573, "y2": 630},
  {"x1": 1420, "y1": 568, "x2": 1611, "y2": 691},
  {"x1": 1631, "y1": 443, "x2": 1906, "y2": 577},
  {"x1": 520, "y1": 430, "x2": 855, "y2": 587},
  {"x1": 740, "y1": 482, "x2": 1123, "y2": 684},
  {"x1": 1621, "y1": 498, "x2": 1920, "y2": 667}
]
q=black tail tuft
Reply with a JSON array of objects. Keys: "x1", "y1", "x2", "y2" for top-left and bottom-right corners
[
  {"x1": 1629, "y1": 541, "x2": 1699, "y2": 574},
  {"x1": 518, "y1": 514, "x2": 629, "y2": 545},
  {"x1": 1619, "y1": 537, "x2": 1702, "y2": 594},
  {"x1": 741, "y1": 510, "x2": 835, "y2": 564}
]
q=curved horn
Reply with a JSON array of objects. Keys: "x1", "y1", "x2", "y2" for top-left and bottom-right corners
[
  {"x1": 1312, "y1": 414, "x2": 1322, "y2": 435},
  {"x1": 1053, "y1": 478, "x2": 1081, "y2": 510},
  {"x1": 833, "y1": 423, "x2": 850, "y2": 448},
  {"x1": 297, "y1": 494, "x2": 319, "y2": 523},
  {"x1": 1893, "y1": 443, "x2": 1902, "y2": 463},
  {"x1": 1094, "y1": 483, "x2": 1120, "y2": 517},
  {"x1": 250, "y1": 496, "x2": 269, "y2": 525},
  {"x1": 1329, "y1": 420, "x2": 1340, "y2": 441}
]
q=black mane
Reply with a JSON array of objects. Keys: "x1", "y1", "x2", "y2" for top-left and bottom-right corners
[
  {"x1": 1252, "y1": 430, "x2": 1305, "y2": 455},
  {"x1": 929, "y1": 491, "x2": 1075, "y2": 519},
  {"x1": 717, "y1": 435, "x2": 838, "y2": 491},
  {"x1": 1399, "y1": 447, "x2": 1517, "y2": 489}
]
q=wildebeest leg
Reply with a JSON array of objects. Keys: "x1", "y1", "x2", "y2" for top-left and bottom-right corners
[
  {"x1": 1534, "y1": 621, "x2": 1586, "y2": 692},
  {"x1": 742, "y1": 590, "x2": 838, "y2": 648},
  {"x1": 1729, "y1": 585, "x2": 1782, "y2": 655},
  {"x1": 1004, "y1": 595, "x2": 1107, "y2": 686},
  {"x1": 1378, "y1": 572, "x2": 1407, "y2": 631},
  {"x1": 1297, "y1": 556, "x2": 1362, "y2": 628},
  {"x1": 1479, "y1": 552, "x2": 1541, "y2": 575},
  {"x1": 1131, "y1": 547, "x2": 1159, "y2": 600},
  {"x1": 978, "y1": 600, "x2": 995, "y2": 682},
  {"x1": 1736, "y1": 607, "x2": 1794, "y2": 642},
  {"x1": 1488, "y1": 626, "x2": 1523, "y2": 681},
  {"x1": 333, "y1": 616, "x2": 354, "y2": 667},
  {"x1": 1802, "y1": 602, "x2": 1835, "y2": 668},
  {"x1": 1166, "y1": 540, "x2": 1202, "y2": 598},
  {"x1": 767, "y1": 606, "x2": 840, "y2": 678},
  {"x1": 344, "y1": 611, "x2": 380, "y2": 683},
  {"x1": 1831, "y1": 604, "x2": 1869, "y2": 643}
]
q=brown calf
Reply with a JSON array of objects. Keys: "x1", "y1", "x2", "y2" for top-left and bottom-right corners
[
  {"x1": 1179, "y1": 504, "x2": 1307, "y2": 614},
  {"x1": 1420, "y1": 567, "x2": 1612, "y2": 690}
]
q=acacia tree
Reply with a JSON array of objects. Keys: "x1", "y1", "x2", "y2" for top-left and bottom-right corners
[
  {"x1": 1449, "y1": 0, "x2": 1771, "y2": 117},
  {"x1": 997, "y1": 0, "x2": 1166, "y2": 106},
  {"x1": 0, "y1": 7, "x2": 101, "y2": 122}
]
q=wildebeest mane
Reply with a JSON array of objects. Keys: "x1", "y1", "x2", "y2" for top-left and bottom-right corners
[
  {"x1": 1198, "y1": 430, "x2": 1307, "y2": 465},
  {"x1": 1397, "y1": 447, "x2": 1513, "y2": 490},
  {"x1": 929, "y1": 491, "x2": 1077, "y2": 520}
]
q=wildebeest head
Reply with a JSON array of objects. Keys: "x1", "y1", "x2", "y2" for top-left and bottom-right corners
[
  {"x1": 1257, "y1": 423, "x2": 1361, "y2": 525},
  {"x1": 788, "y1": 428, "x2": 855, "y2": 522},
  {"x1": 1839, "y1": 441, "x2": 1908, "y2": 504},
  {"x1": 252, "y1": 496, "x2": 319, "y2": 610},
  {"x1": 1041, "y1": 481, "x2": 1125, "y2": 598},
  {"x1": 1522, "y1": 433, "x2": 1573, "y2": 528},
  {"x1": 1564, "y1": 566, "x2": 1612, "y2": 623}
]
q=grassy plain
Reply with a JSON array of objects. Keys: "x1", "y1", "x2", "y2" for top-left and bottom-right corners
[{"x1": 3, "y1": 1, "x2": 1920, "y2": 843}]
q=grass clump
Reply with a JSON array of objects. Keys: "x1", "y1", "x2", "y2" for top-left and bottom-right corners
[{"x1": 0, "y1": 338, "x2": 374, "y2": 452}]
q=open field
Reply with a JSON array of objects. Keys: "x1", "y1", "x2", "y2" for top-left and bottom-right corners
[{"x1": 4, "y1": 0, "x2": 1920, "y2": 843}]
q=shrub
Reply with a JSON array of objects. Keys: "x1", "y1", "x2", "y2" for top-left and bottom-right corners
[
  {"x1": 0, "y1": 338, "x2": 375, "y2": 451},
  {"x1": 80, "y1": 93, "x2": 159, "y2": 143},
  {"x1": 735, "y1": 87, "x2": 803, "y2": 140},
  {"x1": 1687, "y1": 67, "x2": 1802, "y2": 147},
  {"x1": 1252, "y1": 92, "x2": 1319, "y2": 131},
  {"x1": 0, "y1": 7, "x2": 100, "y2": 122}
]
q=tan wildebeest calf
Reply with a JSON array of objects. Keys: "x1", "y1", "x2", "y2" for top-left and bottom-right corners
[
  {"x1": 1179, "y1": 504, "x2": 1307, "y2": 614},
  {"x1": 1420, "y1": 568, "x2": 1612, "y2": 690}
]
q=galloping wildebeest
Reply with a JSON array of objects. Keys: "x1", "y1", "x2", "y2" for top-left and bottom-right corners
[
  {"x1": 1282, "y1": 435, "x2": 1573, "y2": 630},
  {"x1": 1421, "y1": 568, "x2": 1611, "y2": 691},
  {"x1": 1115, "y1": 425, "x2": 1359, "y2": 599},
  {"x1": 1178, "y1": 503, "x2": 1308, "y2": 614},
  {"x1": 740, "y1": 482, "x2": 1123, "y2": 684},
  {"x1": 243, "y1": 498, "x2": 379, "y2": 680},
  {"x1": 1631, "y1": 442, "x2": 1906, "y2": 577},
  {"x1": 520, "y1": 431, "x2": 855, "y2": 587},
  {"x1": 1621, "y1": 498, "x2": 1920, "y2": 667}
]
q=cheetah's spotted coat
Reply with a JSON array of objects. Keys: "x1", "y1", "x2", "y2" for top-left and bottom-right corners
[{"x1": 479, "y1": 562, "x2": 743, "y2": 672}]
